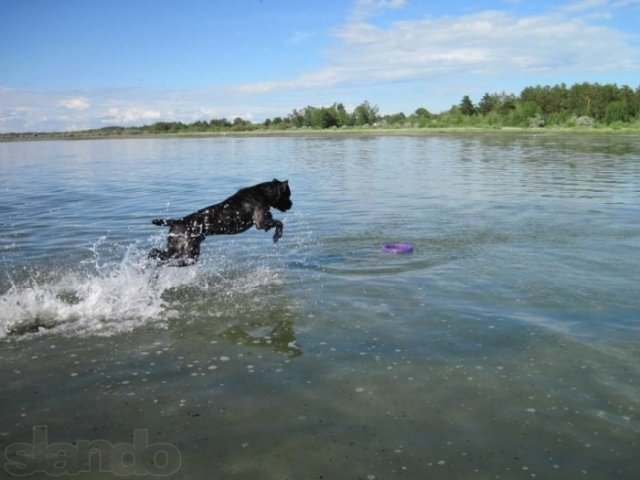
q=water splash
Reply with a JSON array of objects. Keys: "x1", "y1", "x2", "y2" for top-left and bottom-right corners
[
  {"x1": 0, "y1": 235, "x2": 289, "y2": 340},
  {"x1": 0, "y1": 241, "x2": 200, "y2": 339}
]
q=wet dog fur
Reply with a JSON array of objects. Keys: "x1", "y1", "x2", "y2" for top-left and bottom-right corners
[{"x1": 149, "y1": 179, "x2": 292, "y2": 266}]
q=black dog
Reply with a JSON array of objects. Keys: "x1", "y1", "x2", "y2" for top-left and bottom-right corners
[{"x1": 149, "y1": 179, "x2": 292, "y2": 266}]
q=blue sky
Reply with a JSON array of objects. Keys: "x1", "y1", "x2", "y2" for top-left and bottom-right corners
[{"x1": 1, "y1": 0, "x2": 639, "y2": 132}]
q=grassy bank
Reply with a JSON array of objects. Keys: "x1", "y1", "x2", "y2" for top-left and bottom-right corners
[{"x1": 2, "y1": 124, "x2": 640, "y2": 142}]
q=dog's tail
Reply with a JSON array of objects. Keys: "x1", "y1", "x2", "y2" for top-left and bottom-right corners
[{"x1": 152, "y1": 218, "x2": 182, "y2": 227}]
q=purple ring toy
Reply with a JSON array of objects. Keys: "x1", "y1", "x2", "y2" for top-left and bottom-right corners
[{"x1": 382, "y1": 242, "x2": 414, "y2": 254}]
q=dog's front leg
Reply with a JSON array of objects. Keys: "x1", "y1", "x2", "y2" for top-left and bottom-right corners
[
  {"x1": 271, "y1": 219, "x2": 283, "y2": 243},
  {"x1": 254, "y1": 208, "x2": 283, "y2": 243}
]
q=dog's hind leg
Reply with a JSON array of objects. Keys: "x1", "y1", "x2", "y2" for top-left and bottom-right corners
[
  {"x1": 150, "y1": 222, "x2": 205, "y2": 267},
  {"x1": 149, "y1": 248, "x2": 167, "y2": 260},
  {"x1": 149, "y1": 219, "x2": 184, "y2": 263}
]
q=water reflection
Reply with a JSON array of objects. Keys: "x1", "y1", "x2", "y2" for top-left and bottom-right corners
[
  {"x1": 1, "y1": 134, "x2": 639, "y2": 479},
  {"x1": 223, "y1": 319, "x2": 302, "y2": 357}
]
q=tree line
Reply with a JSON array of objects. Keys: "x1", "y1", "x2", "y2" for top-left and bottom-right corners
[
  {"x1": 137, "y1": 82, "x2": 640, "y2": 132},
  {"x1": 453, "y1": 82, "x2": 640, "y2": 128},
  {"x1": 138, "y1": 82, "x2": 640, "y2": 132},
  {"x1": 2, "y1": 82, "x2": 639, "y2": 140}
]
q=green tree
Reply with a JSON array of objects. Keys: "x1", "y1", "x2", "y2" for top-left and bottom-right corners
[
  {"x1": 411, "y1": 108, "x2": 431, "y2": 127},
  {"x1": 352, "y1": 101, "x2": 379, "y2": 126},
  {"x1": 190, "y1": 120, "x2": 208, "y2": 131},
  {"x1": 605, "y1": 101, "x2": 627, "y2": 124},
  {"x1": 478, "y1": 93, "x2": 497, "y2": 115},
  {"x1": 520, "y1": 84, "x2": 568, "y2": 115},
  {"x1": 568, "y1": 83, "x2": 594, "y2": 117},
  {"x1": 288, "y1": 109, "x2": 304, "y2": 128},
  {"x1": 210, "y1": 118, "x2": 231, "y2": 130},
  {"x1": 316, "y1": 108, "x2": 339, "y2": 128},
  {"x1": 496, "y1": 93, "x2": 517, "y2": 115},
  {"x1": 330, "y1": 103, "x2": 351, "y2": 126},
  {"x1": 459, "y1": 96, "x2": 477, "y2": 116},
  {"x1": 231, "y1": 117, "x2": 254, "y2": 131},
  {"x1": 384, "y1": 112, "x2": 407, "y2": 125},
  {"x1": 619, "y1": 85, "x2": 637, "y2": 119},
  {"x1": 520, "y1": 101, "x2": 541, "y2": 118}
]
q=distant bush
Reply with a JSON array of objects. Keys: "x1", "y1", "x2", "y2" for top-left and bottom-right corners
[
  {"x1": 529, "y1": 114, "x2": 545, "y2": 128},
  {"x1": 575, "y1": 116, "x2": 595, "y2": 128},
  {"x1": 605, "y1": 101, "x2": 628, "y2": 125}
]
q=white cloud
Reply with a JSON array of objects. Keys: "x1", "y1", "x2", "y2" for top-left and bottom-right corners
[
  {"x1": 612, "y1": 0, "x2": 640, "y2": 6},
  {"x1": 351, "y1": 0, "x2": 406, "y2": 21},
  {"x1": 564, "y1": 0, "x2": 640, "y2": 12},
  {"x1": 563, "y1": 0, "x2": 608, "y2": 11},
  {"x1": 58, "y1": 97, "x2": 90, "y2": 111},
  {"x1": 337, "y1": 9, "x2": 638, "y2": 75},
  {"x1": 0, "y1": 85, "x2": 273, "y2": 132},
  {"x1": 234, "y1": 8, "x2": 639, "y2": 95},
  {"x1": 101, "y1": 107, "x2": 162, "y2": 125}
]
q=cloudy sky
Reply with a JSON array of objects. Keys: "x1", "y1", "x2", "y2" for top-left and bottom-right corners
[{"x1": 1, "y1": 0, "x2": 639, "y2": 132}]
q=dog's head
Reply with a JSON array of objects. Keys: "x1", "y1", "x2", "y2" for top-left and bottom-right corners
[{"x1": 268, "y1": 179, "x2": 293, "y2": 212}]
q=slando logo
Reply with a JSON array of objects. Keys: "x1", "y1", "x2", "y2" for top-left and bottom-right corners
[{"x1": 3, "y1": 426, "x2": 182, "y2": 477}]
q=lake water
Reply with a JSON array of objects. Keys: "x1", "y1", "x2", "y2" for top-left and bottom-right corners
[{"x1": 1, "y1": 134, "x2": 639, "y2": 479}]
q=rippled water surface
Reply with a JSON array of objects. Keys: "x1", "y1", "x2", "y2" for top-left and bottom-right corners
[{"x1": 1, "y1": 135, "x2": 639, "y2": 479}]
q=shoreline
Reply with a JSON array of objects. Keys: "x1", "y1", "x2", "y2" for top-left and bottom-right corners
[{"x1": 2, "y1": 126, "x2": 639, "y2": 142}]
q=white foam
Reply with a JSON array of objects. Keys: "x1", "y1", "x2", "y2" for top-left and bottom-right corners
[
  {"x1": 0, "y1": 232, "x2": 289, "y2": 341},
  {"x1": 0, "y1": 244, "x2": 199, "y2": 339}
]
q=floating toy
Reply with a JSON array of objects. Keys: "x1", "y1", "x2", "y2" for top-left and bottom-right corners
[{"x1": 382, "y1": 242, "x2": 414, "y2": 254}]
